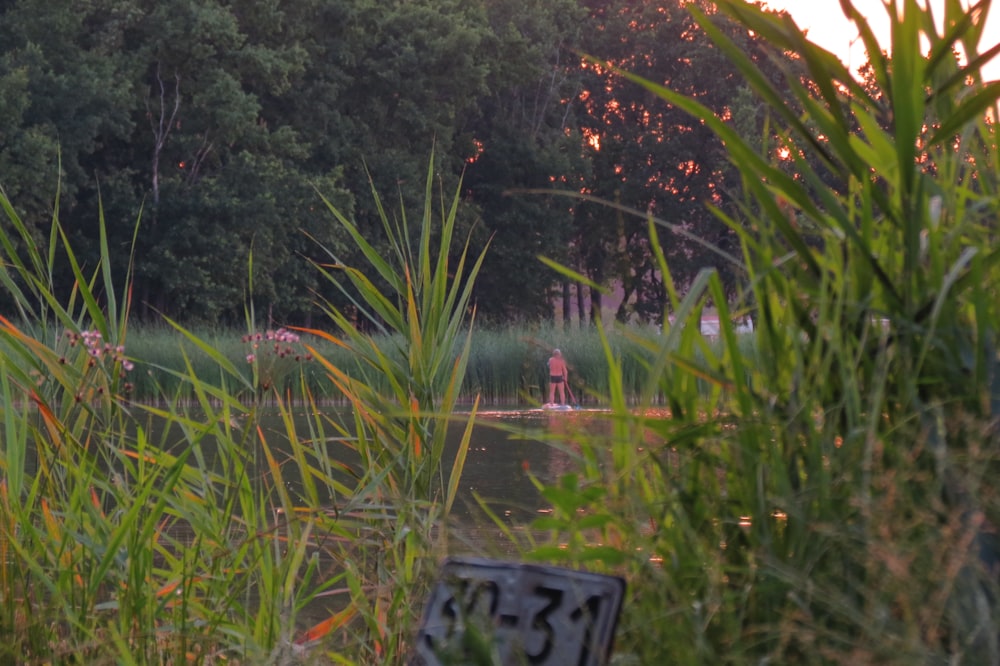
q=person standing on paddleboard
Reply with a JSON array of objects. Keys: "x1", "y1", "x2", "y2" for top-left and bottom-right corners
[{"x1": 547, "y1": 348, "x2": 568, "y2": 405}]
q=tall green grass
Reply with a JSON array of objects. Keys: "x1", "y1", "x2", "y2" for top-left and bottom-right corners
[
  {"x1": 122, "y1": 322, "x2": 350, "y2": 401},
  {"x1": 0, "y1": 152, "x2": 487, "y2": 663},
  {"x1": 87, "y1": 321, "x2": 746, "y2": 406},
  {"x1": 511, "y1": 0, "x2": 1000, "y2": 663},
  {"x1": 290, "y1": 151, "x2": 489, "y2": 662},
  {"x1": 461, "y1": 321, "x2": 744, "y2": 405}
]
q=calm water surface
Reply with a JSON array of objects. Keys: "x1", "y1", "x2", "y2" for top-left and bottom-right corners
[
  {"x1": 254, "y1": 406, "x2": 610, "y2": 622},
  {"x1": 10, "y1": 405, "x2": 614, "y2": 634},
  {"x1": 253, "y1": 406, "x2": 604, "y2": 525}
]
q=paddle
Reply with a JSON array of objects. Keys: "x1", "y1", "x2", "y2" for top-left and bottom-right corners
[{"x1": 564, "y1": 376, "x2": 580, "y2": 409}]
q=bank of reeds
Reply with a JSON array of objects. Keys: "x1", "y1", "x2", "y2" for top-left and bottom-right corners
[
  {"x1": 93, "y1": 321, "x2": 753, "y2": 406},
  {"x1": 0, "y1": 152, "x2": 488, "y2": 663}
]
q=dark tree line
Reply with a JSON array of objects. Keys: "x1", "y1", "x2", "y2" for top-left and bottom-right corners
[{"x1": 0, "y1": 0, "x2": 807, "y2": 326}]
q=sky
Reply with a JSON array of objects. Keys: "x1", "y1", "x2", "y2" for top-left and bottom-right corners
[{"x1": 759, "y1": 0, "x2": 1000, "y2": 80}]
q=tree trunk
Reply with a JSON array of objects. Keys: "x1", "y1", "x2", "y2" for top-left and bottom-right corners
[
  {"x1": 148, "y1": 64, "x2": 181, "y2": 208},
  {"x1": 590, "y1": 286, "x2": 602, "y2": 325},
  {"x1": 562, "y1": 281, "x2": 571, "y2": 326}
]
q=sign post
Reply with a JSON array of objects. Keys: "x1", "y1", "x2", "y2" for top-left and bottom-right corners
[{"x1": 411, "y1": 557, "x2": 625, "y2": 666}]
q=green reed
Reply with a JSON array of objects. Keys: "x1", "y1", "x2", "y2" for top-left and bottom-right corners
[
  {"x1": 0, "y1": 150, "x2": 488, "y2": 663},
  {"x1": 107, "y1": 321, "x2": 745, "y2": 406},
  {"x1": 120, "y1": 322, "x2": 343, "y2": 401},
  {"x1": 292, "y1": 149, "x2": 488, "y2": 662},
  {"x1": 511, "y1": 1, "x2": 1000, "y2": 664}
]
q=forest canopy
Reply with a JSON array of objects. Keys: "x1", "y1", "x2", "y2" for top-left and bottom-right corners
[{"x1": 0, "y1": 0, "x2": 813, "y2": 326}]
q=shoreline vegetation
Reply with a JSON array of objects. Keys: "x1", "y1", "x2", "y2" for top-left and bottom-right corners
[
  {"x1": 0, "y1": 1, "x2": 998, "y2": 664},
  {"x1": 78, "y1": 322, "x2": 750, "y2": 406}
]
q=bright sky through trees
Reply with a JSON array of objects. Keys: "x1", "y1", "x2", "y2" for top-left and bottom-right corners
[{"x1": 761, "y1": 0, "x2": 1000, "y2": 80}]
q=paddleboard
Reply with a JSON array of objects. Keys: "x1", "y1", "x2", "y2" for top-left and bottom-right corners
[{"x1": 542, "y1": 403, "x2": 575, "y2": 411}]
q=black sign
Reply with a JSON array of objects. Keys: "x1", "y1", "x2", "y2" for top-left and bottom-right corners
[{"x1": 411, "y1": 557, "x2": 625, "y2": 666}]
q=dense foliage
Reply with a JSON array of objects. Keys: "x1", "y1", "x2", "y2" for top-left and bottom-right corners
[{"x1": 0, "y1": 0, "x2": 801, "y2": 326}]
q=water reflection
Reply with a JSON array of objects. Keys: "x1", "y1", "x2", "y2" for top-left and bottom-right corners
[
  {"x1": 446, "y1": 409, "x2": 608, "y2": 510},
  {"x1": 247, "y1": 407, "x2": 597, "y2": 523},
  {"x1": 450, "y1": 409, "x2": 550, "y2": 520},
  {"x1": 436, "y1": 408, "x2": 604, "y2": 556},
  {"x1": 134, "y1": 406, "x2": 605, "y2": 554}
]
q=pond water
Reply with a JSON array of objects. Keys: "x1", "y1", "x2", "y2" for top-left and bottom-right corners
[
  {"x1": 251, "y1": 406, "x2": 607, "y2": 528},
  {"x1": 253, "y1": 405, "x2": 612, "y2": 624},
  {"x1": 10, "y1": 404, "x2": 618, "y2": 638},
  {"x1": 221, "y1": 404, "x2": 618, "y2": 563},
  {"x1": 24, "y1": 403, "x2": 608, "y2": 543}
]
